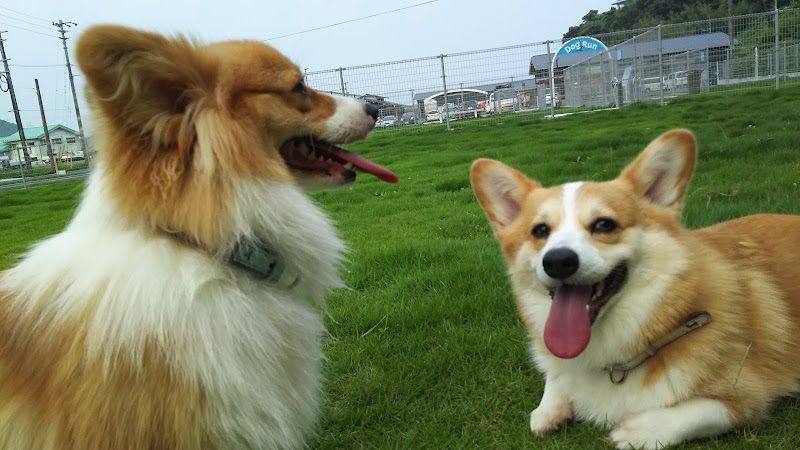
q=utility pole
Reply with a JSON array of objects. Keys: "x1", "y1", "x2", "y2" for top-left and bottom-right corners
[
  {"x1": 35, "y1": 79, "x2": 55, "y2": 168},
  {"x1": 0, "y1": 31, "x2": 32, "y2": 170},
  {"x1": 53, "y1": 20, "x2": 87, "y2": 165}
]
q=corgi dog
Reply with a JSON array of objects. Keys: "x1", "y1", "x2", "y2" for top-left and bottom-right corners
[
  {"x1": 0, "y1": 25, "x2": 396, "y2": 450},
  {"x1": 471, "y1": 129, "x2": 800, "y2": 449}
]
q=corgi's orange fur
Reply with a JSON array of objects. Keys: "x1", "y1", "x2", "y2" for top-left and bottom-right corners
[
  {"x1": 472, "y1": 130, "x2": 800, "y2": 449},
  {"x1": 0, "y1": 25, "x2": 395, "y2": 449}
]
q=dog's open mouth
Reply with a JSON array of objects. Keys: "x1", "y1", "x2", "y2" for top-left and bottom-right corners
[
  {"x1": 543, "y1": 264, "x2": 628, "y2": 359},
  {"x1": 279, "y1": 137, "x2": 398, "y2": 184}
]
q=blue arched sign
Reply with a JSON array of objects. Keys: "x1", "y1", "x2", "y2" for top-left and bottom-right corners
[
  {"x1": 556, "y1": 36, "x2": 608, "y2": 55},
  {"x1": 549, "y1": 36, "x2": 608, "y2": 115}
]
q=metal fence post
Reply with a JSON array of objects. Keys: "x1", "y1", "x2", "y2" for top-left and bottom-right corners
[
  {"x1": 338, "y1": 68, "x2": 346, "y2": 95},
  {"x1": 612, "y1": 50, "x2": 620, "y2": 108},
  {"x1": 547, "y1": 40, "x2": 554, "y2": 117},
  {"x1": 439, "y1": 54, "x2": 450, "y2": 131},
  {"x1": 632, "y1": 36, "x2": 638, "y2": 103},
  {"x1": 725, "y1": 47, "x2": 730, "y2": 82},
  {"x1": 785, "y1": 42, "x2": 790, "y2": 74},
  {"x1": 686, "y1": 48, "x2": 689, "y2": 73},
  {"x1": 601, "y1": 51, "x2": 608, "y2": 106},
  {"x1": 658, "y1": 24, "x2": 664, "y2": 106},
  {"x1": 706, "y1": 47, "x2": 710, "y2": 92},
  {"x1": 755, "y1": 47, "x2": 759, "y2": 78},
  {"x1": 774, "y1": 7, "x2": 780, "y2": 89}
]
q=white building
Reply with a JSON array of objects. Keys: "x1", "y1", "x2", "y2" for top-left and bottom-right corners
[{"x1": 0, "y1": 125, "x2": 82, "y2": 168}]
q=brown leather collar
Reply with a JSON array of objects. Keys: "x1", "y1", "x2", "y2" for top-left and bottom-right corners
[{"x1": 604, "y1": 311, "x2": 711, "y2": 384}]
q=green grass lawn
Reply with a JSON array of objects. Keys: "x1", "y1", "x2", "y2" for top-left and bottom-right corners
[{"x1": 1, "y1": 87, "x2": 799, "y2": 449}]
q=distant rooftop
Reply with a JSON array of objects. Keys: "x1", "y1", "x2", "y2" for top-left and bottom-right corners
[
  {"x1": 1, "y1": 124, "x2": 78, "y2": 144},
  {"x1": 1, "y1": 124, "x2": 79, "y2": 151},
  {"x1": 411, "y1": 78, "x2": 537, "y2": 102}
]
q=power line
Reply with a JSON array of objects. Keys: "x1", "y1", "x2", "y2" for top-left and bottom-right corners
[
  {"x1": 12, "y1": 108, "x2": 73, "y2": 112},
  {"x1": 0, "y1": 21, "x2": 58, "y2": 38},
  {"x1": 10, "y1": 63, "x2": 70, "y2": 68},
  {"x1": 0, "y1": 5, "x2": 51, "y2": 24},
  {"x1": 266, "y1": 0, "x2": 440, "y2": 41},
  {"x1": 0, "y1": 12, "x2": 53, "y2": 31}
]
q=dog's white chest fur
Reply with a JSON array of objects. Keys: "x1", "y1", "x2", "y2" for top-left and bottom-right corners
[
  {"x1": 542, "y1": 362, "x2": 684, "y2": 425},
  {"x1": 4, "y1": 172, "x2": 344, "y2": 448}
]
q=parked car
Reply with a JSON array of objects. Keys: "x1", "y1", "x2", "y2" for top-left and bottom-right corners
[
  {"x1": 60, "y1": 150, "x2": 85, "y2": 162},
  {"x1": 438, "y1": 104, "x2": 459, "y2": 122},
  {"x1": 425, "y1": 110, "x2": 441, "y2": 122},
  {"x1": 544, "y1": 88, "x2": 560, "y2": 107},
  {"x1": 376, "y1": 115, "x2": 399, "y2": 128},
  {"x1": 460, "y1": 100, "x2": 480, "y2": 118},
  {"x1": 490, "y1": 89, "x2": 520, "y2": 112},
  {"x1": 641, "y1": 76, "x2": 668, "y2": 93},
  {"x1": 665, "y1": 71, "x2": 689, "y2": 90},
  {"x1": 400, "y1": 112, "x2": 417, "y2": 125},
  {"x1": 477, "y1": 100, "x2": 491, "y2": 116}
]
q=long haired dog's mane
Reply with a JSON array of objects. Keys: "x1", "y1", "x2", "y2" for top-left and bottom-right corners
[
  {"x1": 0, "y1": 24, "x2": 389, "y2": 449},
  {"x1": 81, "y1": 32, "x2": 279, "y2": 253}
]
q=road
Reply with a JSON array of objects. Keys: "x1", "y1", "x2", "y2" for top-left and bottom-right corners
[{"x1": 0, "y1": 169, "x2": 90, "y2": 190}]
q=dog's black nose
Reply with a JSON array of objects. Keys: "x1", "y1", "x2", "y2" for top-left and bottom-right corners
[
  {"x1": 364, "y1": 103, "x2": 380, "y2": 120},
  {"x1": 542, "y1": 248, "x2": 580, "y2": 279}
]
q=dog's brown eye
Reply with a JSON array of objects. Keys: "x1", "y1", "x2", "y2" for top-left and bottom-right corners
[
  {"x1": 532, "y1": 223, "x2": 550, "y2": 239},
  {"x1": 292, "y1": 81, "x2": 308, "y2": 95},
  {"x1": 591, "y1": 218, "x2": 618, "y2": 234}
]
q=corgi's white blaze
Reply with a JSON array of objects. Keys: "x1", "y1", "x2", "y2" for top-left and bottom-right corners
[
  {"x1": 537, "y1": 181, "x2": 612, "y2": 285},
  {"x1": 546, "y1": 182, "x2": 583, "y2": 251}
]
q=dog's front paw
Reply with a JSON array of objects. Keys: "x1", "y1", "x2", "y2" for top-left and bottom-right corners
[
  {"x1": 609, "y1": 412, "x2": 673, "y2": 450},
  {"x1": 529, "y1": 401, "x2": 572, "y2": 436}
]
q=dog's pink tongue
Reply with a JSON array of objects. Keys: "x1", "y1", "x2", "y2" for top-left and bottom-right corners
[
  {"x1": 544, "y1": 285, "x2": 592, "y2": 359},
  {"x1": 328, "y1": 147, "x2": 398, "y2": 184}
]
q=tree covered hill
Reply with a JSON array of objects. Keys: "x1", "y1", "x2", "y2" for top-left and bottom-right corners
[
  {"x1": 0, "y1": 120, "x2": 17, "y2": 137},
  {"x1": 565, "y1": 0, "x2": 799, "y2": 38}
]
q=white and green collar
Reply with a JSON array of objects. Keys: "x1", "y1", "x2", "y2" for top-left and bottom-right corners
[
  {"x1": 160, "y1": 228, "x2": 300, "y2": 290},
  {"x1": 229, "y1": 238, "x2": 300, "y2": 289}
]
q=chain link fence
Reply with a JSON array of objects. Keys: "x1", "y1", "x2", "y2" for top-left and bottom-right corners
[
  {"x1": 304, "y1": 42, "x2": 548, "y2": 130},
  {"x1": 565, "y1": 10, "x2": 800, "y2": 108},
  {"x1": 304, "y1": 9, "x2": 800, "y2": 132}
]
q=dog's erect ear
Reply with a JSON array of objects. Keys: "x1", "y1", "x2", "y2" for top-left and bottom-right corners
[
  {"x1": 619, "y1": 129, "x2": 697, "y2": 213},
  {"x1": 471, "y1": 159, "x2": 540, "y2": 235},
  {"x1": 76, "y1": 25, "x2": 212, "y2": 144}
]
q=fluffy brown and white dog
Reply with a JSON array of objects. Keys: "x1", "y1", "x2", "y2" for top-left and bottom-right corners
[
  {"x1": 471, "y1": 130, "x2": 800, "y2": 449},
  {"x1": 0, "y1": 25, "x2": 396, "y2": 449}
]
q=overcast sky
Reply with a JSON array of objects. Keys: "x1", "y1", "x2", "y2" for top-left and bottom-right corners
[{"x1": 0, "y1": 0, "x2": 612, "y2": 133}]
